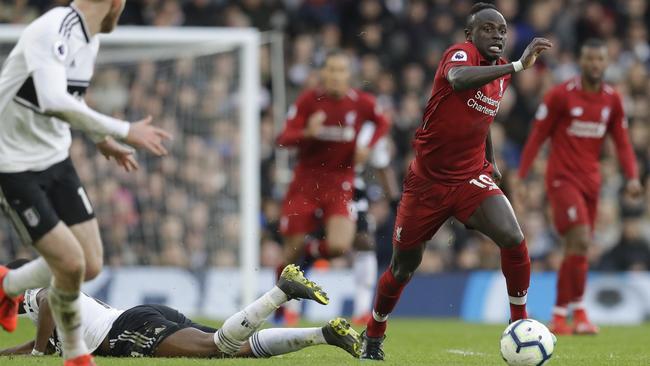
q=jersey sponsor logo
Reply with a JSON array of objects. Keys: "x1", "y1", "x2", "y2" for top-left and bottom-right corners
[
  {"x1": 53, "y1": 40, "x2": 68, "y2": 62},
  {"x1": 317, "y1": 126, "x2": 356, "y2": 142},
  {"x1": 22, "y1": 207, "x2": 40, "y2": 227},
  {"x1": 451, "y1": 50, "x2": 468, "y2": 62},
  {"x1": 535, "y1": 103, "x2": 548, "y2": 120},
  {"x1": 466, "y1": 90, "x2": 501, "y2": 117},
  {"x1": 567, "y1": 120, "x2": 607, "y2": 138}
]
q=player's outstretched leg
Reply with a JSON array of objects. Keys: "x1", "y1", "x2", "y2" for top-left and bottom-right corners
[
  {"x1": 248, "y1": 317, "x2": 361, "y2": 358},
  {"x1": 362, "y1": 245, "x2": 425, "y2": 360},
  {"x1": 465, "y1": 195, "x2": 530, "y2": 322},
  {"x1": 214, "y1": 264, "x2": 328, "y2": 355},
  {"x1": 352, "y1": 233, "x2": 377, "y2": 326}
]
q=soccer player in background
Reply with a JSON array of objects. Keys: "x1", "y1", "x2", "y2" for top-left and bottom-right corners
[
  {"x1": 518, "y1": 39, "x2": 641, "y2": 335},
  {"x1": 360, "y1": 3, "x2": 552, "y2": 360},
  {"x1": 276, "y1": 50, "x2": 390, "y2": 324},
  {"x1": 0, "y1": 1, "x2": 171, "y2": 365},
  {"x1": 0, "y1": 262, "x2": 361, "y2": 360}
]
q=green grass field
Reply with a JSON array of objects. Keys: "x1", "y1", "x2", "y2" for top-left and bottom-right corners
[{"x1": 1, "y1": 318, "x2": 649, "y2": 365}]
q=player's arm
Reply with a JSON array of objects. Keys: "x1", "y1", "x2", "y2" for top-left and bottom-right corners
[
  {"x1": 447, "y1": 38, "x2": 552, "y2": 91},
  {"x1": 485, "y1": 129, "x2": 502, "y2": 184},
  {"x1": 32, "y1": 290, "x2": 57, "y2": 355},
  {"x1": 277, "y1": 93, "x2": 319, "y2": 147},
  {"x1": 608, "y1": 94, "x2": 641, "y2": 197},
  {"x1": 0, "y1": 340, "x2": 36, "y2": 355},
  {"x1": 23, "y1": 32, "x2": 170, "y2": 155},
  {"x1": 517, "y1": 88, "x2": 563, "y2": 179}
]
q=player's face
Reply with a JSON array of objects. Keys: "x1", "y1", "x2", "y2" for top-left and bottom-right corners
[
  {"x1": 100, "y1": 0, "x2": 126, "y2": 33},
  {"x1": 321, "y1": 55, "x2": 351, "y2": 96},
  {"x1": 579, "y1": 46, "x2": 608, "y2": 85},
  {"x1": 468, "y1": 10, "x2": 508, "y2": 62}
]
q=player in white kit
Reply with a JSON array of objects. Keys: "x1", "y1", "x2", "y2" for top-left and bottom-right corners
[
  {"x1": 0, "y1": 2, "x2": 170, "y2": 365},
  {"x1": 0, "y1": 262, "x2": 361, "y2": 360}
]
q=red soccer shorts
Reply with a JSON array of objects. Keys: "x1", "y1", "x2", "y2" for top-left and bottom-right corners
[
  {"x1": 547, "y1": 181, "x2": 597, "y2": 234},
  {"x1": 280, "y1": 176, "x2": 355, "y2": 236},
  {"x1": 393, "y1": 163, "x2": 504, "y2": 250}
]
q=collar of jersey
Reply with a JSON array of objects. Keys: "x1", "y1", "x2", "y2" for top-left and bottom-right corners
[{"x1": 69, "y1": 3, "x2": 91, "y2": 43}]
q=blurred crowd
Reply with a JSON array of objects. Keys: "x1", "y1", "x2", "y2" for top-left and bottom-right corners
[{"x1": 1, "y1": 0, "x2": 650, "y2": 273}]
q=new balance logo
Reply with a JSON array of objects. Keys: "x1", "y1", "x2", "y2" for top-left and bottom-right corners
[{"x1": 396, "y1": 226, "x2": 403, "y2": 242}]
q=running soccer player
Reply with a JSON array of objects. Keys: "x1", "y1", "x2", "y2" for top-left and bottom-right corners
[
  {"x1": 360, "y1": 3, "x2": 552, "y2": 360},
  {"x1": 518, "y1": 38, "x2": 641, "y2": 335},
  {"x1": 0, "y1": 262, "x2": 360, "y2": 360},
  {"x1": 0, "y1": 1, "x2": 171, "y2": 365},
  {"x1": 276, "y1": 50, "x2": 390, "y2": 323}
]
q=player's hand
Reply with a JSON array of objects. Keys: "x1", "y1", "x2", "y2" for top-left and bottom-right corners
[
  {"x1": 97, "y1": 136, "x2": 139, "y2": 172},
  {"x1": 519, "y1": 37, "x2": 553, "y2": 70},
  {"x1": 304, "y1": 110, "x2": 326, "y2": 138},
  {"x1": 354, "y1": 146, "x2": 371, "y2": 166},
  {"x1": 492, "y1": 165, "x2": 503, "y2": 185},
  {"x1": 625, "y1": 179, "x2": 643, "y2": 199},
  {"x1": 125, "y1": 116, "x2": 172, "y2": 156}
]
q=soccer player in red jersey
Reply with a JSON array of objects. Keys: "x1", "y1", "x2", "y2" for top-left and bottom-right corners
[
  {"x1": 518, "y1": 39, "x2": 641, "y2": 336},
  {"x1": 276, "y1": 51, "x2": 390, "y2": 323},
  {"x1": 360, "y1": 3, "x2": 552, "y2": 359}
]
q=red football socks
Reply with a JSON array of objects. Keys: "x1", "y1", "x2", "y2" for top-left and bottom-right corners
[
  {"x1": 500, "y1": 240, "x2": 530, "y2": 321},
  {"x1": 366, "y1": 268, "x2": 408, "y2": 337},
  {"x1": 555, "y1": 257, "x2": 573, "y2": 310},
  {"x1": 569, "y1": 255, "x2": 588, "y2": 303}
]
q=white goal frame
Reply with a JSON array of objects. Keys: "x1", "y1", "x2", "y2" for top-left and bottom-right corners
[{"x1": 0, "y1": 25, "x2": 261, "y2": 306}]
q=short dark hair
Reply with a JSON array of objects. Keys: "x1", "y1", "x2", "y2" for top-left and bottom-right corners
[
  {"x1": 467, "y1": 2, "x2": 498, "y2": 28},
  {"x1": 323, "y1": 49, "x2": 348, "y2": 66},
  {"x1": 6, "y1": 258, "x2": 30, "y2": 270},
  {"x1": 582, "y1": 38, "x2": 605, "y2": 49}
]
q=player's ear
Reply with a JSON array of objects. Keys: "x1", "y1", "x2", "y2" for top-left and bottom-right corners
[{"x1": 464, "y1": 27, "x2": 472, "y2": 41}]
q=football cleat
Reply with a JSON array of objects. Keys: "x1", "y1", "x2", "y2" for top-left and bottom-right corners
[
  {"x1": 277, "y1": 264, "x2": 329, "y2": 305},
  {"x1": 322, "y1": 317, "x2": 361, "y2": 358},
  {"x1": 64, "y1": 354, "x2": 96, "y2": 366},
  {"x1": 573, "y1": 310, "x2": 599, "y2": 335},
  {"x1": 548, "y1": 315, "x2": 573, "y2": 336},
  {"x1": 352, "y1": 312, "x2": 372, "y2": 327},
  {"x1": 360, "y1": 329, "x2": 385, "y2": 361},
  {"x1": 0, "y1": 265, "x2": 20, "y2": 332}
]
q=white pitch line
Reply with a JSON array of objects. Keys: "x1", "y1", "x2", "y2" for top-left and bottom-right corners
[{"x1": 446, "y1": 349, "x2": 488, "y2": 357}]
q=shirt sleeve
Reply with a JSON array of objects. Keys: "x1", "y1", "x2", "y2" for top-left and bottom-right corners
[
  {"x1": 607, "y1": 93, "x2": 638, "y2": 180},
  {"x1": 369, "y1": 137, "x2": 391, "y2": 169},
  {"x1": 276, "y1": 91, "x2": 312, "y2": 147},
  {"x1": 441, "y1": 45, "x2": 478, "y2": 80},
  {"x1": 518, "y1": 87, "x2": 563, "y2": 179},
  {"x1": 22, "y1": 28, "x2": 68, "y2": 73}
]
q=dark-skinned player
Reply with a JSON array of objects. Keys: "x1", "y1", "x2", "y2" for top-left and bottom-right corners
[
  {"x1": 360, "y1": 3, "x2": 552, "y2": 360},
  {"x1": 518, "y1": 38, "x2": 641, "y2": 335}
]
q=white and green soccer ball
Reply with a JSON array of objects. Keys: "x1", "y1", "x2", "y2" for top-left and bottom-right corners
[{"x1": 500, "y1": 319, "x2": 557, "y2": 366}]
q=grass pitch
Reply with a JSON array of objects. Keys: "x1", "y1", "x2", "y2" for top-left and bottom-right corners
[{"x1": 1, "y1": 318, "x2": 649, "y2": 365}]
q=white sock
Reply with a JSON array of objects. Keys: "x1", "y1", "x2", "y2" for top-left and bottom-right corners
[
  {"x1": 249, "y1": 328, "x2": 326, "y2": 357},
  {"x1": 353, "y1": 250, "x2": 377, "y2": 317},
  {"x1": 3, "y1": 257, "x2": 52, "y2": 297},
  {"x1": 214, "y1": 286, "x2": 288, "y2": 355},
  {"x1": 48, "y1": 287, "x2": 88, "y2": 360}
]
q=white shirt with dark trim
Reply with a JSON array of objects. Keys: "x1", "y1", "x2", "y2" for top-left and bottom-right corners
[
  {"x1": 23, "y1": 288, "x2": 123, "y2": 355},
  {"x1": 0, "y1": 5, "x2": 123, "y2": 173}
]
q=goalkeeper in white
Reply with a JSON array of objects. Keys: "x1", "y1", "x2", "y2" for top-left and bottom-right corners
[{"x1": 0, "y1": 1, "x2": 171, "y2": 366}]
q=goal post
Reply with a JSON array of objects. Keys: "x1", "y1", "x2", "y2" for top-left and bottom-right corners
[{"x1": 0, "y1": 26, "x2": 261, "y2": 307}]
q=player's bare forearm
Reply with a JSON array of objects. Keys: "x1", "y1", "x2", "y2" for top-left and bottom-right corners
[
  {"x1": 377, "y1": 166, "x2": 400, "y2": 201},
  {"x1": 0, "y1": 340, "x2": 36, "y2": 355},
  {"x1": 34, "y1": 291, "x2": 56, "y2": 354},
  {"x1": 447, "y1": 64, "x2": 515, "y2": 91}
]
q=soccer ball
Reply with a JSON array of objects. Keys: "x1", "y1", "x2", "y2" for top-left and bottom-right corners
[{"x1": 500, "y1": 319, "x2": 557, "y2": 366}]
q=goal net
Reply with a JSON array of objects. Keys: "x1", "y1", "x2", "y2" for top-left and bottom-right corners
[{"x1": 0, "y1": 26, "x2": 261, "y2": 310}]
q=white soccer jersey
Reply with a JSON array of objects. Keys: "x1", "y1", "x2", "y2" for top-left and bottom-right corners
[
  {"x1": 23, "y1": 288, "x2": 124, "y2": 355},
  {"x1": 0, "y1": 4, "x2": 129, "y2": 173}
]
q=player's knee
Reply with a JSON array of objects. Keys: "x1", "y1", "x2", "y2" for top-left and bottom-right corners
[
  {"x1": 568, "y1": 235, "x2": 590, "y2": 255},
  {"x1": 83, "y1": 256, "x2": 103, "y2": 281},
  {"x1": 499, "y1": 228, "x2": 525, "y2": 248},
  {"x1": 58, "y1": 256, "x2": 86, "y2": 282}
]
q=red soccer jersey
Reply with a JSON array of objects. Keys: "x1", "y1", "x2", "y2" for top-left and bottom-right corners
[
  {"x1": 518, "y1": 78, "x2": 638, "y2": 197},
  {"x1": 277, "y1": 88, "x2": 389, "y2": 181},
  {"x1": 412, "y1": 41, "x2": 511, "y2": 185}
]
